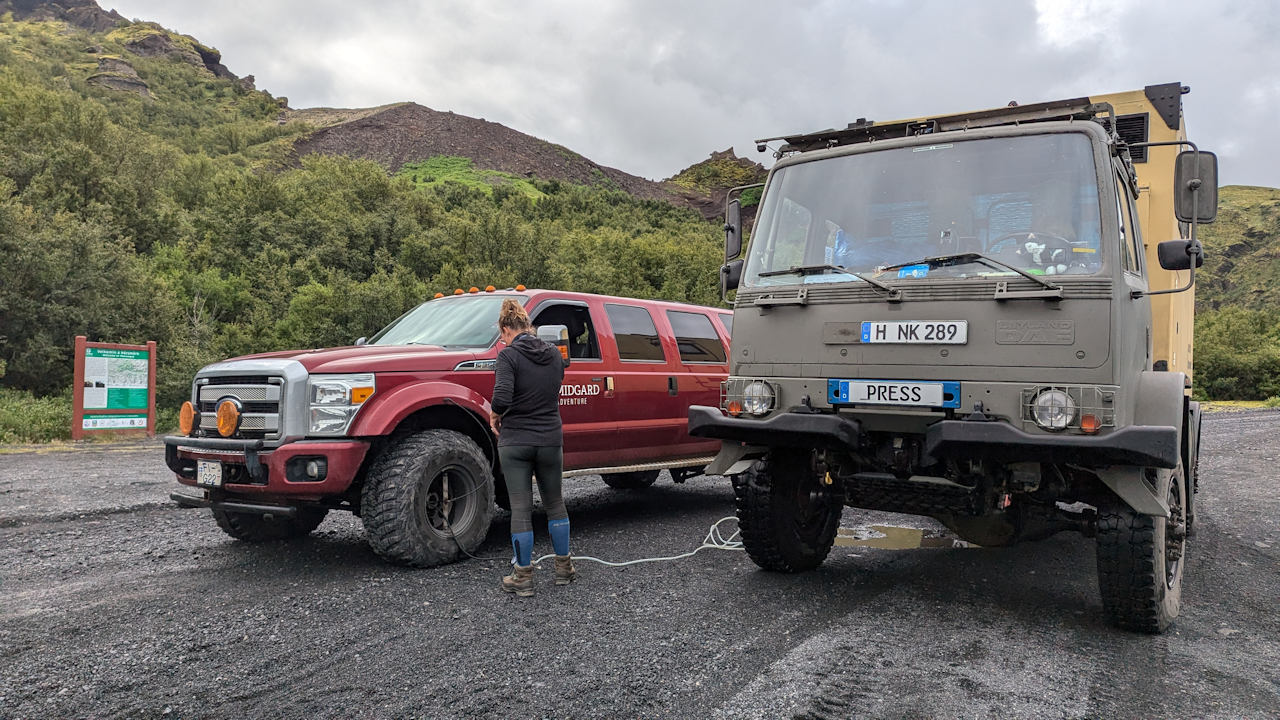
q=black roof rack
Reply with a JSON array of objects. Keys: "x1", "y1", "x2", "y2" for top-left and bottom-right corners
[{"x1": 758, "y1": 95, "x2": 1110, "y2": 155}]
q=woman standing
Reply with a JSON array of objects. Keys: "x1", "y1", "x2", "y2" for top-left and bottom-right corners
[{"x1": 490, "y1": 298, "x2": 576, "y2": 597}]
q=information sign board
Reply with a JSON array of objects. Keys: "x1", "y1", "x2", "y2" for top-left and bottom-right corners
[{"x1": 72, "y1": 336, "x2": 156, "y2": 440}]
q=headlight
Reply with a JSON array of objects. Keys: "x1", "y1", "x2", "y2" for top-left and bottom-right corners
[
  {"x1": 307, "y1": 373, "x2": 375, "y2": 435},
  {"x1": 742, "y1": 381, "x2": 775, "y2": 417},
  {"x1": 1031, "y1": 388, "x2": 1076, "y2": 431}
]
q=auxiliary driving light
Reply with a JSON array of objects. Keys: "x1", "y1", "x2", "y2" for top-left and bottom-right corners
[
  {"x1": 215, "y1": 398, "x2": 242, "y2": 438},
  {"x1": 1031, "y1": 388, "x2": 1076, "y2": 431},
  {"x1": 178, "y1": 401, "x2": 196, "y2": 435},
  {"x1": 742, "y1": 381, "x2": 776, "y2": 417}
]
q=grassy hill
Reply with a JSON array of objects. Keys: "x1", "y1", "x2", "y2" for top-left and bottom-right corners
[{"x1": 1195, "y1": 185, "x2": 1280, "y2": 311}]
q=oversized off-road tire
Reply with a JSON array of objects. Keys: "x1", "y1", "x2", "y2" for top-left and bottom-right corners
[
  {"x1": 1095, "y1": 461, "x2": 1188, "y2": 633},
  {"x1": 602, "y1": 469, "x2": 660, "y2": 490},
  {"x1": 212, "y1": 507, "x2": 328, "y2": 542},
  {"x1": 733, "y1": 450, "x2": 841, "y2": 572},
  {"x1": 361, "y1": 429, "x2": 495, "y2": 567}
]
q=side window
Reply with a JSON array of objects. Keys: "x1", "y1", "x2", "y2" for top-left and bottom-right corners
[
  {"x1": 530, "y1": 303, "x2": 600, "y2": 360},
  {"x1": 605, "y1": 303, "x2": 665, "y2": 362},
  {"x1": 1126, "y1": 190, "x2": 1144, "y2": 273},
  {"x1": 666, "y1": 311, "x2": 728, "y2": 364},
  {"x1": 1115, "y1": 175, "x2": 1138, "y2": 274},
  {"x1": 718, "y1": 313, "x2": 733, "y2": 337}
]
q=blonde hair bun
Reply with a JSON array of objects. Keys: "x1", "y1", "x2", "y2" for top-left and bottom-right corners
[{"x1": 499, "y1": 297, "x2": 532, "y2": 331}]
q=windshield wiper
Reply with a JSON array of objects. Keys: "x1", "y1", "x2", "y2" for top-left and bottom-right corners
[
  {"x1": 758, "y1": 263, "x2": 900, "y2": 298},
  {"x1": 879, "y1": 252, "x2": 1062, "y2": 298}
]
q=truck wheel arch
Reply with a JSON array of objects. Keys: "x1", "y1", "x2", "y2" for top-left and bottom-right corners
[{"x1": 351, "y1": 381, "x2": 499, "y2": 480}]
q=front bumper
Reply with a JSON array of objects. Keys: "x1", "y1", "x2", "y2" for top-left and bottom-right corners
[
  {"x1": 923, "y1": 420, "x2": 1179, "y2": 468},
  {"x1": 688, "y1": 405, "x2": 861, "y2": 449},
  {"x1": 164, "y1": 435, "x2": 370, "y2": 498},
  {"x1": 688, "y1": 406, "x2": 1178, "y2": 469}
]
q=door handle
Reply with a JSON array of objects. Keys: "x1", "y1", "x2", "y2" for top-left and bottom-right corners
[{"x1": 668, "y1": 376, "x2": 678, "y2": 396}]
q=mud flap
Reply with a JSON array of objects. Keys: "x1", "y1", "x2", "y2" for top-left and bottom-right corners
[
  {"x1": 706, "y1": 442, "x2": 766, "y2": 476},
  {"x1": 1097, "y1": 466, "x2": 1170, "y2": 517}
]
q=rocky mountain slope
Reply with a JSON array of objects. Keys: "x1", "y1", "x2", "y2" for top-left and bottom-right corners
[{"x1": 289, "y1": 102, "x2": 681, "y2": 203}]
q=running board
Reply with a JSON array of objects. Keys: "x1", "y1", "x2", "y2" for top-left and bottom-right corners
[{"x1": 563, "y1": 456, "x2": 716, "y2": 479}]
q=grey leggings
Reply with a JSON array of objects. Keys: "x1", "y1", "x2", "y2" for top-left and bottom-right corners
[{"x1": 499, "y1": 445, "x2": 567, "y2": 534}]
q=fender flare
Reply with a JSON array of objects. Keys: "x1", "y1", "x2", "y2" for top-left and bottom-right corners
[
  {"x1": 1096, "y1": 371, "x2": 1188, "y2": 517},
  {"x1": 351, "y1": 381, "x2": 494, "y2": 442},
  {"x1": 1133, "y1": 370, "x2": 1186, "y2": 438}
]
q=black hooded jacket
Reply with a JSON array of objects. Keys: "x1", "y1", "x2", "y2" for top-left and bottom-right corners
[{"x1": 491, "y1": 333, "x2": 565, "y2": 447}]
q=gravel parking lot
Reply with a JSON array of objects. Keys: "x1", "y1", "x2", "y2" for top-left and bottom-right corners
[{"x1": 1, "y1": 411, "x2": 1278, "y2": 719}]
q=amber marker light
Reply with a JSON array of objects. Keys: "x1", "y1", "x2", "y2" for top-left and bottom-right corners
[
  {"x1": 485, "y1": 285, "x2": 496, "y2": 292},
  {"x1": 178, "y1": 401, "x2": 196, "y2": 435},
  {"x1": 434, "y1": 292, "x2": 444, "y2": 299},
  {"x1": 350, "y1": 386, "x2": 375, "y2": 404},
  {"x1": 215, "y1": 399, "x2": 241, "y2": 438},
  {"x1": 454, "y1": 289, "x2": 464, "y2": 295},
  {"x1": 515, "y1": 284, "x2": 526, "y2": 291},
  {"x1": 468, "y1": 286, "x2": 479, "y2": 293},
  {"x1": 1080, "y1": 414, "x2": 1101, "y2": 434},
  {"x1": 726, "y1": 401, "x2": 744, "y2": 417}
]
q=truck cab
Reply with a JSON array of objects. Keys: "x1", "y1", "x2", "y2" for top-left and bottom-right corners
[
  {"x1": 166, "y1": 288, "x2": 731, "y2": 567},
  {"x1": 690, "y1": 84, "x2": 1217, "y2": 633}
]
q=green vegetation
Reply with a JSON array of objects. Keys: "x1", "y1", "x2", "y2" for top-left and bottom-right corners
[
  {"x1": 399, "y1": 156, "x2": 546, "y2": 200},
  {"x1": 0, "y1": 387, "x2": 71, "y2": 443},
  {"x1": 1191, "y1": 186, "x2": 1280, "y2": 401},
  {"x1": 1193, "y1": 307, "x2": 1280, "y2": 401},
  {"x1": 669, "y1": 151, "x2": 764, "y2": 193},
  {"x1": 0, "y1": 13, "x2": 723, "y2": 438}
]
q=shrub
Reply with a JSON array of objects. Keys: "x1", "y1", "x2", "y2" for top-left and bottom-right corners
[{"x1": 0, "y1": 388, "x2": 71, "y2": 444}]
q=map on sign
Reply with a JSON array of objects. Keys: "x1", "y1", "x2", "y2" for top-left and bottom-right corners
[{"x1": 82, "y1": 348, "x2": 150, "y2": 410}]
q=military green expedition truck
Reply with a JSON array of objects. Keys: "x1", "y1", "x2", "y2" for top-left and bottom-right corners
[{"x1": 689, "y1": 83, "x2": 1217, "y2": 633}]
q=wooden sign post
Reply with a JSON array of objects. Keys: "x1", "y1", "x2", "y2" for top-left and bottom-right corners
[{"x1": 71, "y1": 336, "x2": 157, "y2": 440}]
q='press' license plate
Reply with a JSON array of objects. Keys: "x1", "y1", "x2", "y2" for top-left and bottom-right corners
[
  {"x1": 196, "y1": 459, "x2": 222, "y2": 487},
  {"x1": 828, "y1": 379, "x2": 961, "y2": 408},
  {"x1": 861, "y1": 320, "x2": 967, "y2": 344}
]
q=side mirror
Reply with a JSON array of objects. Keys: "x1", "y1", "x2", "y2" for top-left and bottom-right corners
[
  {"x1": 1174, "y1": 151, "x2": 1218, "y2": 224},
  {"x1": 720, "y1": 258, "x2": 743, "y2": 299},
  {"x1": 354, "y1": 336, "x2": 367, "y2": 346},
  {"x1": 536, "y1": 324, "x2": 571, "y2": 364},
  {"x1": 725, "y1": 199, "x2": 742, "y2": 262},
  {"x1": 1157, "y1": 239, "x2": 1205, "y2": 271}
]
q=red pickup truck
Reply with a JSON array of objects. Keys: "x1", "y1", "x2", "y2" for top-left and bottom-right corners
[{"x1": 165, "y1": 288, "x2": 732, "y2": 566}]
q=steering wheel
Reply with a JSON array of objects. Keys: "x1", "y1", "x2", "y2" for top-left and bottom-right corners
[{"x1": 987, "y1": 231, "x2": 1077, "y2": 270}]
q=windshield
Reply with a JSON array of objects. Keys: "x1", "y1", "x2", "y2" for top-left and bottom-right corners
[
  {"x1": 743, "y1": 133, "x2": 1104, "y2": 287},
  {"x1": 368, "y1": 294, "x2": 526, "y2": 348}
]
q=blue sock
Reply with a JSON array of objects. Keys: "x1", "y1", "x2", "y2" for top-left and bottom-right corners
[
  {"x1": 548, "y1": 518, "x2": 570, "y2": 556},
  {"x1": 511, "y1": 531, "x2": 533, "y2": 567}
]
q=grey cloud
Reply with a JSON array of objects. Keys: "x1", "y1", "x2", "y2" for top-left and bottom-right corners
[{"x1": 106, "y1": 0, "x2": 1279, "y2": 186}]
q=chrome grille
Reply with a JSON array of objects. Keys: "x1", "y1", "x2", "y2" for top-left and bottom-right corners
[{"x1": 195, "y1": 376, "x2": 284, "y2": 440}]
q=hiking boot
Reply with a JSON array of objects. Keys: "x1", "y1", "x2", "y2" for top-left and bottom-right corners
[
  {"x1": 554, "y1": 555, "x2": 578, "y2": 585},
  {"x1": 501, "y1": 564, "x2": 534, "y2": 597}
]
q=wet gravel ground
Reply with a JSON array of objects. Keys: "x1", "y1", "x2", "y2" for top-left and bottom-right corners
[{"x1": 1, "y1": 411, "x2": 1278, "y2": 719}]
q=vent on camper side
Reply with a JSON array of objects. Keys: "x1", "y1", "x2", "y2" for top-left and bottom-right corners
[{"x1": 1099, "y1": 113, "x2": 1150, "y2": 163}]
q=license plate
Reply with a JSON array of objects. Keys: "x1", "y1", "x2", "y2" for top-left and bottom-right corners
[
  {"x1": 828, "y1": 379, "x2": 961, "y2": 408},
  {"x1": 861, "y1": 320, "x2": 967, "y2": 344},
  {"x1": 196, "y1": 459, "x2": 222, "y2": 488}
]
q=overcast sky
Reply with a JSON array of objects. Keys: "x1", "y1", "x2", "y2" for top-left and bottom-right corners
[{"x1": 104, "y1": 0, "x2": 1279, "y2": 188}]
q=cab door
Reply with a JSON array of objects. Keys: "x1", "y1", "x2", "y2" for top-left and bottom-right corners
[
  {"x1": 528, "y1": 299, "x2": 618, "y2": 470},
  {"x1": 600, "y1": 301, "x2": 682, "y2": 464},
  {"x1": 661, "y1": 308, "x2": 730, "y2": 457}
]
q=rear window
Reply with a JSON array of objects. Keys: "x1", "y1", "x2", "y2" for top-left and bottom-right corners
[
  {"x1": 605, "y1": 304, "x2": 666, "y2": 362},
  {"x1": 718, "y1": 313, "x2": 733, "y2": 336},
  {"x1": 667, "y1": 311, "x2": 727, "y2": 364}
]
